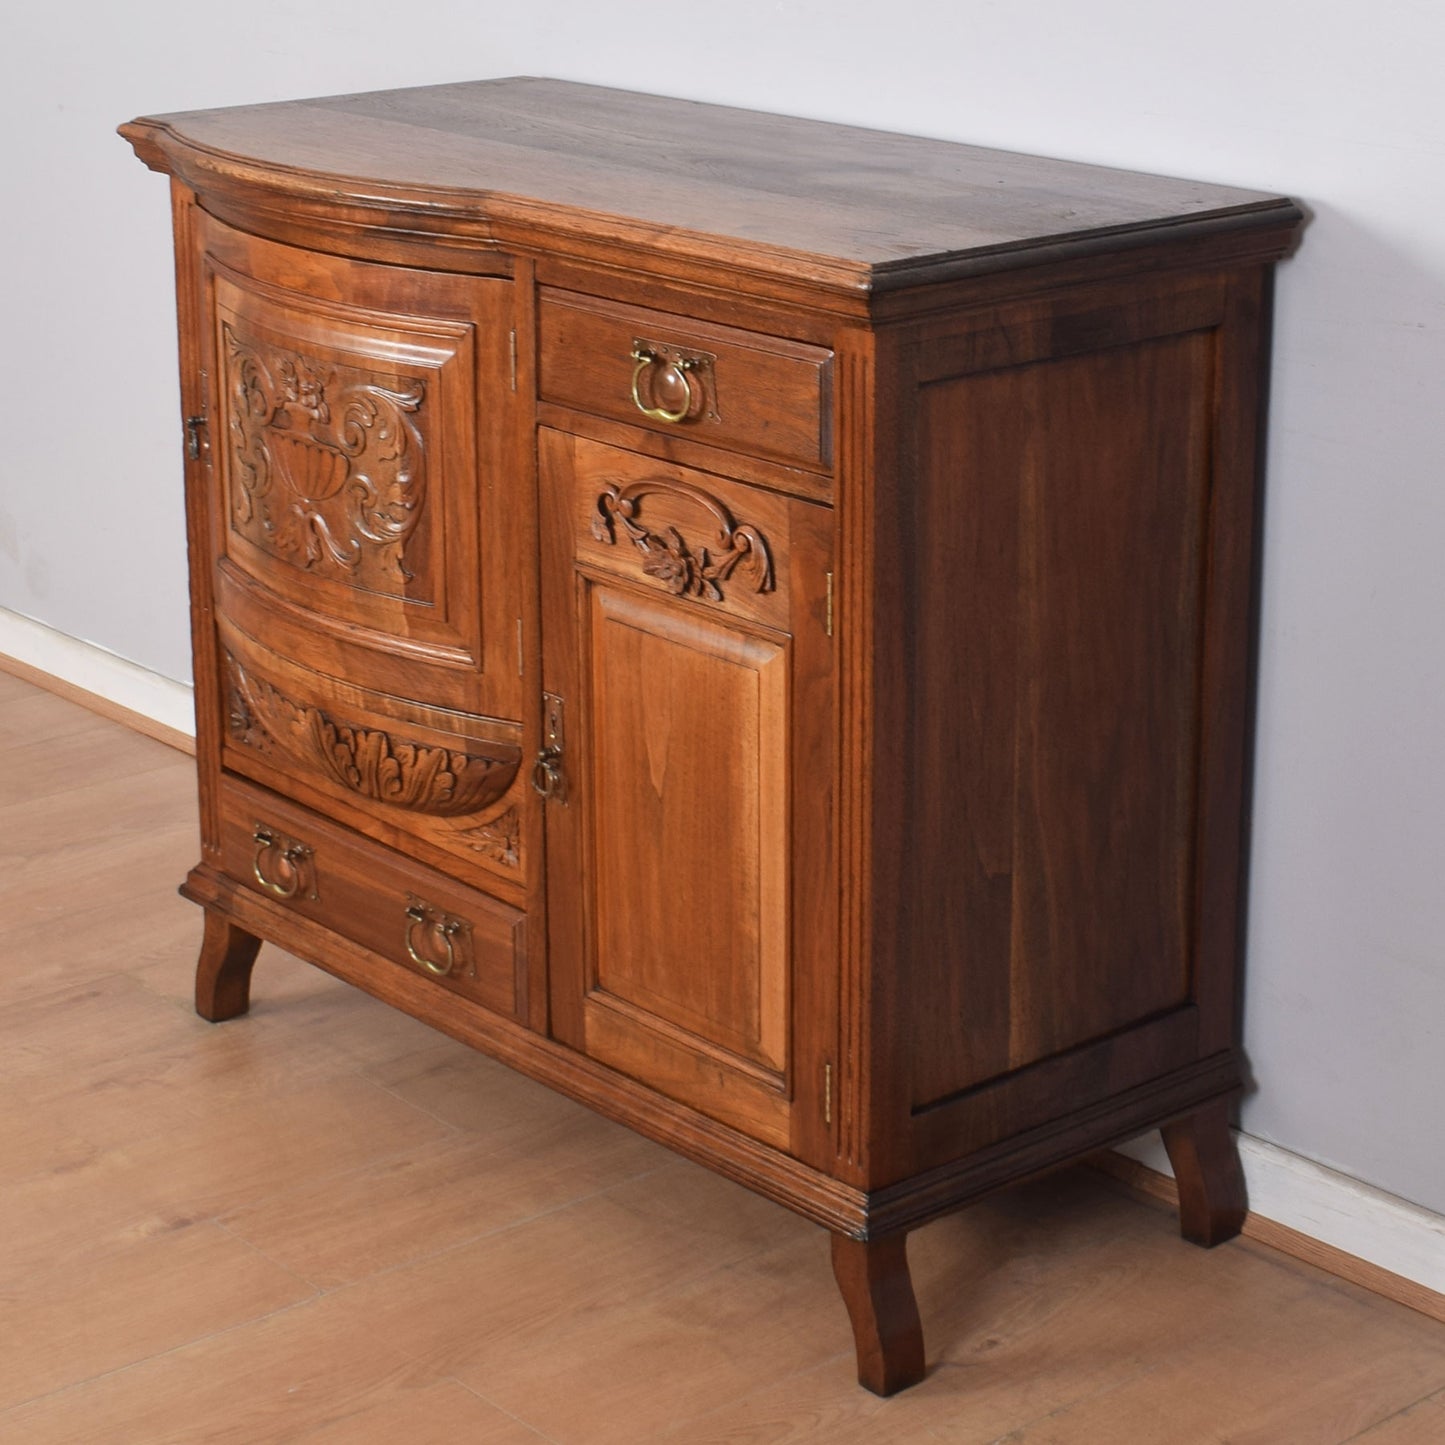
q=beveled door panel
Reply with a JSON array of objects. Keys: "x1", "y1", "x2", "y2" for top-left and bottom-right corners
[
  {"x1": 540, "y1": 429, "x2": 837, "y2": 1156},
  {"x1": 196, "y1": 213, "x2": 521, "y2": 718},
  {"x1": 588, "y1": 586, "x2": 789, "y2": 1077},
  {"x1": 217, "y1": 289, "x2": 453, "y2": 614}
]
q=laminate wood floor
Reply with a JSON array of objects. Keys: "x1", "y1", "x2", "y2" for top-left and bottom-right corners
[{"x1": 2, "y1": 670, "x2": 1443, "y2": 1443}]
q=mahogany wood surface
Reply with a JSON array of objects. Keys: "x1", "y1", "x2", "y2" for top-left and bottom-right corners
[
  {"x1": 121, "y1": 78, "x2": 1298, "y2": 302},
  {"x1": 121, "y1": 78, "x2": 1304, "y2": 1395},
  {"x1": 1162, "y1": 1098, "x2": 1250, "y2": 1247},
  {"x1": 903, "y1": 326, "x2": 1209, "y2": 1104},
  {"x1": 193, "y1": 910, "x2": 261, "y2": 1022},
  {"x1": 538, "y1": 288, "x2": 835, "y2": 472},
  {"x1": 830, "y1": 1234, "x2": 926, "y2": 1396},
  {"x1": 216, "y1": 775, "x2": 530, "y2": 1023},
  {"x1": 537, "y1": 429, "x2": 836, "y2": 1154},
  {"x1": 195, "y1": 211, "x2": 523, "y2": 715}
]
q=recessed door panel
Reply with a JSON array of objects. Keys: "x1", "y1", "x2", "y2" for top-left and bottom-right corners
[
  {"x1": 588, "y1": 585, "x2": 789, "y2": 1077},
  {"x1": 216, "y1": 279, "x2": 466, "y2": 620}
]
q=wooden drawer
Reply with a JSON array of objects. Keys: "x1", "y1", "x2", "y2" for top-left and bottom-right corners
[
  {"x1": 218, "y1": 775, "x2": 527, "y2": 1021},
  {"x1": 537, "y1": 290, "x2": 833, "y2": 472}
]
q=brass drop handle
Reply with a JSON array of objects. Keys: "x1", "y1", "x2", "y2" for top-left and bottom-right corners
[
  {"x1": 630, "y1": 345, "x2": 702, "y2": 424},
  {"x1": 252, "y1": 825, "x2": 314, "y2": 900},
  {"x1": 404, "y1": 903, "x2": 460, "y2": 977}
]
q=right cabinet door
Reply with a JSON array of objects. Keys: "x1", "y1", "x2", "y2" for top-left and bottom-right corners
[{"x1": 539, "y1": 432, "x2": 836, "y2": 1155}]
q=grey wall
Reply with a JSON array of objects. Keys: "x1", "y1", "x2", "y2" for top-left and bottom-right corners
[{"x1": 4, "y1": 3, "x2": 1442, "y2": 1212}]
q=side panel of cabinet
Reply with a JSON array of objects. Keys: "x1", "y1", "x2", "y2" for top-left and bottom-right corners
[
  {"x1": 862, "y1": 273, "x2": 1267, "y2": 1183},
  {"x1": 539, "y1": 431, "x2": 836, "y2": 1158}
]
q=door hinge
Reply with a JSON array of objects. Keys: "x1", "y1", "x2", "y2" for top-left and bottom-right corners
[
  {"x1": 509, "y1": 329, "x2": 518, "y2": 392},
  {"x1": 824, "y1": 1061, "x2": 833, "y2": 1126},
  {"x1": 184, "y1": 414, "x2": 206, "y2": 461},
  {"x1": 825, "y1": 571, "x2": 834, "y2": 638}
]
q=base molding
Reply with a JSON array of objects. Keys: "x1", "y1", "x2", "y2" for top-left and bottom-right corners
[
  {"x1": 1097, "y1": 1140, "x2": 1445, "y2": 1325},
  {"x1": 0, "y1": 607, "x2": 194, "y2": 753}
]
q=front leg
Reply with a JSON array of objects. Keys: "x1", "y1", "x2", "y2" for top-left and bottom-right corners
[
  {"x1": 830, "y1": 1232, "x2": 926, "y2": 1396},
  {"x1": 1161, "y1": 1098, "x2": 1248, "y2": 1247},
  {"x1": 194, "y1": 910, "x2": 262, "y2": 1022}
]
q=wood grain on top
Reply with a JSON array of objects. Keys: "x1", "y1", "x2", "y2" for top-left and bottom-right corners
[{"x1": 122, "y1": 77, "x2": 1297, "y2": 289}]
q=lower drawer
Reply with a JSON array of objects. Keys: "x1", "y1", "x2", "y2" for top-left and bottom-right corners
[{"x1": 218, "y1": 775, "x2": 527, "y2": 1022}]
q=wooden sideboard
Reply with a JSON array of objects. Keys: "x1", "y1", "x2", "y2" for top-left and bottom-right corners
[{"x1": 121, "y1": 79, "x2": 1302, "y2": 1394}]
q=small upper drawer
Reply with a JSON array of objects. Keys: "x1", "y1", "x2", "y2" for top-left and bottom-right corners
[{"x1": 537, "y1": 290, "x2": 833, "y2": 472}]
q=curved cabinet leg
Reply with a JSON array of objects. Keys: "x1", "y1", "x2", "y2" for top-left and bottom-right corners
[
  {"x1": 830, "y1": 1232, "x2": 926, "y2": 1396},
  {"x1": 1161, "y1": 1098, "x2": 1247, "y2": 1247},
  {"x1": 195, "y1": 910, "x2": 262, "y2": 1023}
]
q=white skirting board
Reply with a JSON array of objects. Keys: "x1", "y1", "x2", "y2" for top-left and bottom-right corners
[
  {"x1": 1116, "y1": 1132, "x2": 1445, "y2": 1297},
  {"x1": 3, "y1": 606, "x2": 1442, "y2": 1300},
  {"x1": 0, "y1": 606, "x2": 195, "y2": 738}
]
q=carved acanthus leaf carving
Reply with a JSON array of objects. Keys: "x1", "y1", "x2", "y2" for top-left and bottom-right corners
[
  {"x1": 457, "y1": 807, "x2": 521, "y2": 868},
  {"x1": 226, "y1": 672, "x2": 275, "y2": 758},
  {"x1": 224, "y1": 324, "x2": 428, "y2": 592},
  {"x1": 224, "y1": 653, "x2": 520, "y2": 817},
  {"x1": 591, "y1": 478, "x2": 774, "y2": 602}
]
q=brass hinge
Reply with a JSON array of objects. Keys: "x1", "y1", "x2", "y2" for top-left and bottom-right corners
[
  {"x1": 509, "y1": 329, "x2": 518, "y2": 392},
  {"x1": 824, "y1": 1061, "x2": 833, "y2": 1127},
  {"x1": 517, "y1": 618, "x2": 525, "y2": 677},
  {"x1": 825, "y1": 571, "x2": 834, "y2": 638}
]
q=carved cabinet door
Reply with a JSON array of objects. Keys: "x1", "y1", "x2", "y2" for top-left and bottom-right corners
[
  {"x1": 194, "y1": 213, "x2": 521, "y2": 715},
  {"x1": 187, "y1": 213, "x2": 530, "y2": 887},
  {"x1": 539, "y1": 432, "x2": 837, "y2": 1158}
]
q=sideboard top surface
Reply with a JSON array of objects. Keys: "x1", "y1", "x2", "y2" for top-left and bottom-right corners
[{"x1": 123, "y1": 77, "x2": 1300, "y2": 295}]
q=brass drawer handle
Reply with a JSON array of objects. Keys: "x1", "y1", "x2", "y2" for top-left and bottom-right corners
[
  {"x1": 404, "y1": 898, "x2": 473, "y2": 979},
  {"x1": 251, "y1": 824, "x2": 317, "y2": 900},
  {"x1": 630, "y1": 342, "x2": 710, "y2": 424}
]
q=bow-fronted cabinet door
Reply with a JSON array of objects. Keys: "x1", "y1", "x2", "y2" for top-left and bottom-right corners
[{"x1": 180, "y1": 207, "x2": 532, "y2": 901}]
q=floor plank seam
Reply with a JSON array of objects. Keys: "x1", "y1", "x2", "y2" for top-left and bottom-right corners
[
  {"x1": 450, "y1": 1375, "x2": 570, "y2": 1445},
  {"x1": 1338, "y1": 1383, "x2": 1445, "y2": 1444},
  {"x1": 0, "y1": 1291, "x2": 328, "y2": 1422},
  {"x1": 973, "y1": 1360, "x2": 1165, "y2": 1445},
  {"x1": 216, "y1": 1156, "x2": 688, "y2": 1308},
  {"x1": 642, "y1": 1347, "x2": 860, "y2": 1442},
  {"x1": 209, "y1": 1214, "x2": 330, "y2": 1297},
  {"x1": 1, "y1": 750, "x2": 191, "y2": 812}
]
